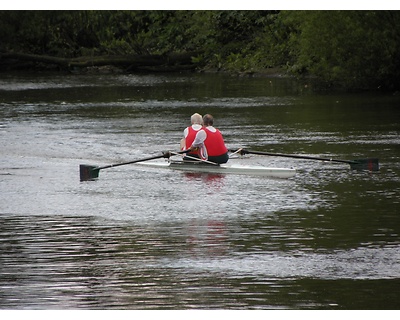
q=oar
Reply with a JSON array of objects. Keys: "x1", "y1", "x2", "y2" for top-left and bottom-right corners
[
  {"x1": 80, "y1": 150, "x2": 189, "y2": 181},
  {"x1": 172, "y1": 151, "x2": 219, "y2": 166},
  {"x1": 230, "y1": 148, "x2": 379, "y2": 171}
]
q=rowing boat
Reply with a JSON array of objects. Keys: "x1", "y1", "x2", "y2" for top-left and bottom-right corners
[
  {"x1": 137, "y1": 159, "x2": 296, "y2": 179},
  {"x1": 80, "y1": 148, "x2": 377, "y2": 181}
]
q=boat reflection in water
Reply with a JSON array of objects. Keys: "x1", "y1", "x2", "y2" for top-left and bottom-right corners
[
  {"x1": 186, "y1": 218, "x2": 229, "y2": 257},
  {"x1": 183, "y1": 171, "x2": 226, "y2": 186}
]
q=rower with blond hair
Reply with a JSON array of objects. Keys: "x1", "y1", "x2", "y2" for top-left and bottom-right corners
[{"x1": 180, "y1": 113, "x2": 206, "y2": 160}]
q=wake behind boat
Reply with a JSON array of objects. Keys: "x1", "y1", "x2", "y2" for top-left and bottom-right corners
[{"x1": 137, "y1": 159, "x2": 296, "y2": 179}]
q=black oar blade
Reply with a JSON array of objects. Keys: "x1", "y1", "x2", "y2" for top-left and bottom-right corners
[
  {"x1": 350, "y1": 158, "x2": 379, "y2": 171},
  {"x1": 80, "y1": 165, "x2": 100, "y2": 181}
]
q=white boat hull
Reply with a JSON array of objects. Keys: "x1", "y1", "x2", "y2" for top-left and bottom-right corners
[{"x1": 137, "y1": 160, "x2": 296, "y2": 179}]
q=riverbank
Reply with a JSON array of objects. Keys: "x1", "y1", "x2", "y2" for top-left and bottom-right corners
[{"x1": 0, "y1": 56, "x2": 291, "y2": 80}]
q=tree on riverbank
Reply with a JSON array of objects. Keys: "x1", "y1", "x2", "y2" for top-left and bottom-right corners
[
  {"x1": 281, "y1": 11, "x2": 400, "y2": 91},
  {"x1": 1, "y1": 10, "x2": 399, "y2": 91}
]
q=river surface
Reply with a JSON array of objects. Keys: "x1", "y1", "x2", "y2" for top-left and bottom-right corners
[{"x1": 0, "y1": 71, "x2": 399, "y2": 309}]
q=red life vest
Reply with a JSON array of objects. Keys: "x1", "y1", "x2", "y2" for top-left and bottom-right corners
[
  {"x1": 204, "y1": 127, "x2": 228, "y2": 156},
  {"x1": 184, "y1": 126, "x2": 203, "y2": 157},
  {"x1": 185, "y1": 126, "x2": 201, "y2": 149}
]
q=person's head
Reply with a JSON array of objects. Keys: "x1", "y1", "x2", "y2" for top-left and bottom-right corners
[
  {"x1": 203, "y1": 114, "x2": 214, "y2": 126},
  {"x1": 191, "y1": 113, "x2": 203, "y2": 125}
]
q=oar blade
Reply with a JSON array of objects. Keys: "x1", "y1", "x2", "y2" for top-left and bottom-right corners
[
  {"x1": 350, "y1": 158, "x2": 379, "y2": 172},
  {"x1": 80, "y1": 165, "x2": 100, "y2": 181}
]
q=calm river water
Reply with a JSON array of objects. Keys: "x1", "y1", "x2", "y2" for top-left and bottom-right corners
[{"x1": 0, "y1": 71, "x2": 399, "y2": 309}]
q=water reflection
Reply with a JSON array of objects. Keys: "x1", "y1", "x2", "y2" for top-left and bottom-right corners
[
  {"x1": 1, "y1": 215, "x2": 399, "y2": 309},
  {"x1": 1, "y1": 72, "x2": 400, "y2": 309},
  {"x1": 183, "y1": 172, "x2": 226, "y2": 188},
  {"x1": 186, "y1": 219, "x2": 229, "y2": 257}
]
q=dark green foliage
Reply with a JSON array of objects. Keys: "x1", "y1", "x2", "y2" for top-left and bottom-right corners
[
  {"x1": 282, "y1": 11, "x2": 400, "y2": 90},
  {"x1": 1, "y1": 10, "x2": 399, "y2": 91}
]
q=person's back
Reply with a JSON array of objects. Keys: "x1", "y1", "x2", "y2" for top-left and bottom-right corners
[
  {"x1": 181, "y1": 113, "x2": 204, "y2": 159},
  {"x1": 202, "y1": 114, "x2": 229, "y2": 164}
]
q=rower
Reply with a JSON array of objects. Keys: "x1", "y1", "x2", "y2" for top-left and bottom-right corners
[
  {"x1": 188, "y1": 114, "x2": 229, "y2": 164},
  {"x1": 180, "y1": 113, "x2": 205, "y2": 161}
]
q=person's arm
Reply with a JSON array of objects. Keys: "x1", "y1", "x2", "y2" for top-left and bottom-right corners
[{"x1": 191, "y1": 129, "x2": 206, "y2": 148}]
